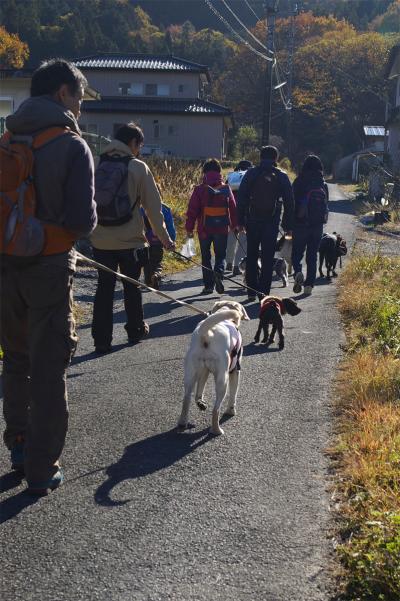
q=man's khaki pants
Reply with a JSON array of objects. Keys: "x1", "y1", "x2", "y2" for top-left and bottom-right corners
[{"x1": 1, "y1": 258, "x2": 77, "y2": 483}]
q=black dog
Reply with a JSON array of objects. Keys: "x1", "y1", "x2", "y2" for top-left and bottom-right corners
[
  {"x1": 254, "y1": 296, "x2": 301, "y2": 350},
  {"x1": 319, "y1": 232, "x2": 347, "y2": 279}
]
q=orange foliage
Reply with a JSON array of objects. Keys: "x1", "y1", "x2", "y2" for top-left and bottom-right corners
[{"x1": 0, "y1": 26, "x2": 29, "y2": 69}]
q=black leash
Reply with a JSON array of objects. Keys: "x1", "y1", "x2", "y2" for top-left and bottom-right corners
[
  {"x1": 171, "y1": 249, "x2": 265, "y2": 298},
  {"x1": 233, "y1": 230, "x2": 247, "y2": 255}
]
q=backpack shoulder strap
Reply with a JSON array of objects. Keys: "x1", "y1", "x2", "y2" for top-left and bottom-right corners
[{"x1": 32, "y1": 127, "x2": 73, "y2": 150}]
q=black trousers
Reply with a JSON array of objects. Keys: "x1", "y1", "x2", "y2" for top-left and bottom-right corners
[{"x1": 92, "y1": 248, "x2": 144, "y2": 346}]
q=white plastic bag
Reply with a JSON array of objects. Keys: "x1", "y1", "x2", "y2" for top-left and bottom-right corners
[{"x1": 180, "y1": 237, "x2": 196, "y2": 258}]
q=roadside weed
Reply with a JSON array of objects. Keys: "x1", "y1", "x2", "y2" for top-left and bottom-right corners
[{"x1": 335, "y1": 254, "x2": 400, "y2": 600}]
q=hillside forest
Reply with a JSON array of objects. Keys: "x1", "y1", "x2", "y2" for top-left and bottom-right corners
[{"x1": 1, "y1": 0, "x2": 400, "y2": 168}]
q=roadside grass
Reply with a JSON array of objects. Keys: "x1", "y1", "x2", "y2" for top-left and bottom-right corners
[{"x1": 334, "y1": 254, "x2": 400, "y2": 600}]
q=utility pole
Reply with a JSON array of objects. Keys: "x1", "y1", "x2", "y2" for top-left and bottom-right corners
[
  {"x1": 286, "y1": 0, "x2": 298, "y2": 160},
  {"x1": 261, "y1": 0, "x2": 279, "y2": 146}
]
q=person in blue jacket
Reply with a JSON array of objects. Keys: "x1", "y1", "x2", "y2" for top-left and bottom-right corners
[{"x1": 141, "y1": 203, "x2": 176, "y2": 289}]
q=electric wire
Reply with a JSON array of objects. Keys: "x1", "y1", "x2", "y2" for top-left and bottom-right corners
[
  {"x1": 220, "y1": 0, "x2": 273, "y2": 54},
  {"x1": 244, "y1": 0, "x2": 261, "y2": 22},
  {"x1": 204, "y1": 0, "x2": 274, "y2": 62}
]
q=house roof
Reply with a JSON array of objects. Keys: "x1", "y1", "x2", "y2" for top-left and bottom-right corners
[
  {"x1": 363, "y1": 126, "x2": 386, "y2": 137},
  {"x1": 73, "y1": 54, "x2": 210, "y2": 82},
  {"x1": 385, "y1": 45, "x2": 400, "y2": 79},
  {"x1": 82, "y1": 96, "x2": 231, "y2": 117}
]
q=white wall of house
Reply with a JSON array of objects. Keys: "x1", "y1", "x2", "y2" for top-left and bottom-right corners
[
  {"x1": 0, "y1": 78, "x2": 30, "y2": 117},
  {"x1": 79, "y1": 111, "x2": 225, "y2": 158},
  {"x1": 388, "y1": 124, "x2": 400, "y2": 171},
  {"x1": 80, "y1": 69, "x2": 202, "y2": 98}
]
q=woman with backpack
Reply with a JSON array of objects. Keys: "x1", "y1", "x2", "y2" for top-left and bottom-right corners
[
  {"x1": 186, "y1": 158, "x2": 237, "y2": 295},
  {"x1": 292, "y1": 155, "x2": 329, "y2": 296}
]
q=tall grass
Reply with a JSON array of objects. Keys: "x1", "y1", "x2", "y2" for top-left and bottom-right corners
[
  {"x1": 145, "y1": 158, "x2": 202, "y2": 272},
  {"x1": 335, "y1": 254, "x2": 400, "y2": 600}
]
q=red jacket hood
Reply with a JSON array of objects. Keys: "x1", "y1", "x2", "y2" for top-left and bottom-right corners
[{"x1": 203, "y1": 171, "x2": 223, "y2": 187}]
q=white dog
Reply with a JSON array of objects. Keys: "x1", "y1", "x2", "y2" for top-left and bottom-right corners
[
  {"x1": 178, "y1": 300, "x2": 249, "y2": 436},
  {"x1": 277, "y1": 235, "x2": 293, "y2": 275}
]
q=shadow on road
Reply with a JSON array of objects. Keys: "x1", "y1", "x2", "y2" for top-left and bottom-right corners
[
  {"x1": 0, "y1": 473, "x2": 40, "y2": 524},
  {"x1": 328, "y1": 199, "x2": 354, "y2": 216},
  {"x1": 94, "y1": 427, "x2": 211, "y2": 507}
]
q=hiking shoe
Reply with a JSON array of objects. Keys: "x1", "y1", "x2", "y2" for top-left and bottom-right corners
[
  {"x1": 10, "y1": 435, "x2": 25, "y2": 473},
  {"x1": 304, "y1": 285, "x2": 313, "y2": 296},
  {"x1": 27, "y1": 468, "x2": 64, "y2": 496},
  {"x1": 200, "y1": 287, "x2": 214, "y2": 295},
  {"x1": 128, "y1": 322, "x2": 150, "y2": 344},
  {"x1": 232, "y1": 265, "x2": 241, "y2": 277},
  {"x1": 293, "y1": 272, "x2": 304, "y2": 294},
  {"x1": 226, "y1": 262, "x2": 233, "y2": 272},
  {"x1": 95, "y1": 344, "x2": 112, "y2": 354},
  {"x1": 214, "y1": 275, "x2": 224, "y2": 294}
]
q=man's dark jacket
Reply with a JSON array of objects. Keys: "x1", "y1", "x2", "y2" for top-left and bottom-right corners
[{"x1": 237, "y1": 159, "x2": 294, "y2": 231}]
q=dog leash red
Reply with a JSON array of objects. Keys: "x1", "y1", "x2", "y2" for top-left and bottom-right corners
[{"x1": 171, "y1": 250, "x2": 265, "y2": 298}]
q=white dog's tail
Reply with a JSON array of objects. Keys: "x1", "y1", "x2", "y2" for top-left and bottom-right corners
[{"x1": 198, "y1": 309, "x2": 239, "y2": 348}]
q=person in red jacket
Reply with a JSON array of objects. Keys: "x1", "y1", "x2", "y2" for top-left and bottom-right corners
[{"x1": 186, "y1": 158, "x2": 237, "y2": 294}]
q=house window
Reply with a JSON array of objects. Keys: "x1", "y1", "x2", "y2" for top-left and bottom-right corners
[
  {"x1": 0, "y1": 97, "x2": 13, "y2": 118},
  {"x1": 145, "y1": 83, "x2": 158, "y2": 96},
  {"x1": 118, "y1": 83, "x2": 130, "y2": 96},
  {"x1": 130, "y1": 83, "x2": 144, "y2": 96},
  {"x1": 178, "y1": 85, "x2": 184, "y2": 93},
  {"x1": 153, "y1": 120, "x2": 159, "y2": 139},
  {"x1": 157, "y1": 84, "x2": 170, "y2": 96}
]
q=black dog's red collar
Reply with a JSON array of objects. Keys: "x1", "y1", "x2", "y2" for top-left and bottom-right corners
[{"x1": 259, "y1": 298, "x2": 284, "y2": 318}]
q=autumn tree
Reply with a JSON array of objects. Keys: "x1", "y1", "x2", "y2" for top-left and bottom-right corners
[{"x1": 0, "y1": 26, "x2": 29, "y2": 68}]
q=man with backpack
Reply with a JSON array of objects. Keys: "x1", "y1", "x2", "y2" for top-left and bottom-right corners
[
  {"x1": 237, "y1": 146, "x2": 294, "y2": 300},
  {"x1": 185, "y1": 158, "x2": 237, "y2": 295},
  {"x1": 291, "y1": 155, "x2": 329, "y2": 296},
  {"x1": 91, "y1": 122, "x2": 175, "y2": 353},
  {"x1": 0, "y1": 59, "x2": 97, "y2": 494}
]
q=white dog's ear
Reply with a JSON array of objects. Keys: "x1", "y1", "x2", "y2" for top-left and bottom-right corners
[
  {"x1": 210, "y1": 301, "x2": 223, "y2": 314},
  {"x1": 241, "y1": 306, "x2": 250, "y2": 320}
]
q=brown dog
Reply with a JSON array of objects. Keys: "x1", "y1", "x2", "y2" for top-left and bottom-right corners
[{"x1": 254, "y1": 296, "x2": 301, "y2": 350}]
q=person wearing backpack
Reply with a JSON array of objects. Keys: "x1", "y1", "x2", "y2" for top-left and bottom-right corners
[
  {"x1": 141, "y1": 201, "x2": 176, "y2": 289},
  {"x1": 225, "y1": 159, "x2": 253, "y2": 275},
  {"x1": 237, "y1": 146, "x2": 294, "y2": 300},
  {"x1": 185, "y1": 158, "x2": 237, "y2": 295},
  {"x1": 91, "y1": 123, "x2": 175, "y2": 353},
  {"x1": 291, "y1": 155, "x2": 329, "y2": 296},
  {"x1": 0, "y1": 59, "x2": 97, "y2": 495}
]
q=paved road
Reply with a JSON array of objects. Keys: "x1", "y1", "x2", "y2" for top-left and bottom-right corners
[{"x1": 1, "y1": 185, "x2": 354, "y2": 601}]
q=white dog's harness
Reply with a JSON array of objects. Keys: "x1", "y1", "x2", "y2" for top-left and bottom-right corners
[{"x1": 222, "y1": 320, "x2": 243, "y2": 372}]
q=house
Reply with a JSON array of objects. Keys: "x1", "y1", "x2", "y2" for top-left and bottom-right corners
[
  {"x1": 0, "y1": 66, "x2": 99, "y2": 132},
  {"x1": 385, "y1": 44, "x2": 400, "y2": 173},
  {"x1": 0, "y1": 68, "x2": 31, "y2": 118},
  {"x1": 74, "y1": 54, "x2": 233, "y2": 159}
]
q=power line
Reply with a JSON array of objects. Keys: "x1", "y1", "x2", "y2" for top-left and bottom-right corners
[
  {"x1": 244, "y1": 0, "x2": 261, "y2": 22},
  {"x1": 219, "y1": 0, "x2": 272, "y2": 54},
  {"x1": 204, "y1": 0, "x2": 273, "y2": 61}
]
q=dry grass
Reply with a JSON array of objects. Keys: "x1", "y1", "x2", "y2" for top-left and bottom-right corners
[
  {"x1": 334, "y1": 254, "x2": 400, "y2": 600},
  {"x1": 144, "y1": 158, "x2": 202, "y2": 273}
]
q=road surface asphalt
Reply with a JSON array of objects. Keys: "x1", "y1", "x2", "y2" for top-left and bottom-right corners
[{"x1": 0, "y1": 184, "x2": 355, "y2": 601}]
